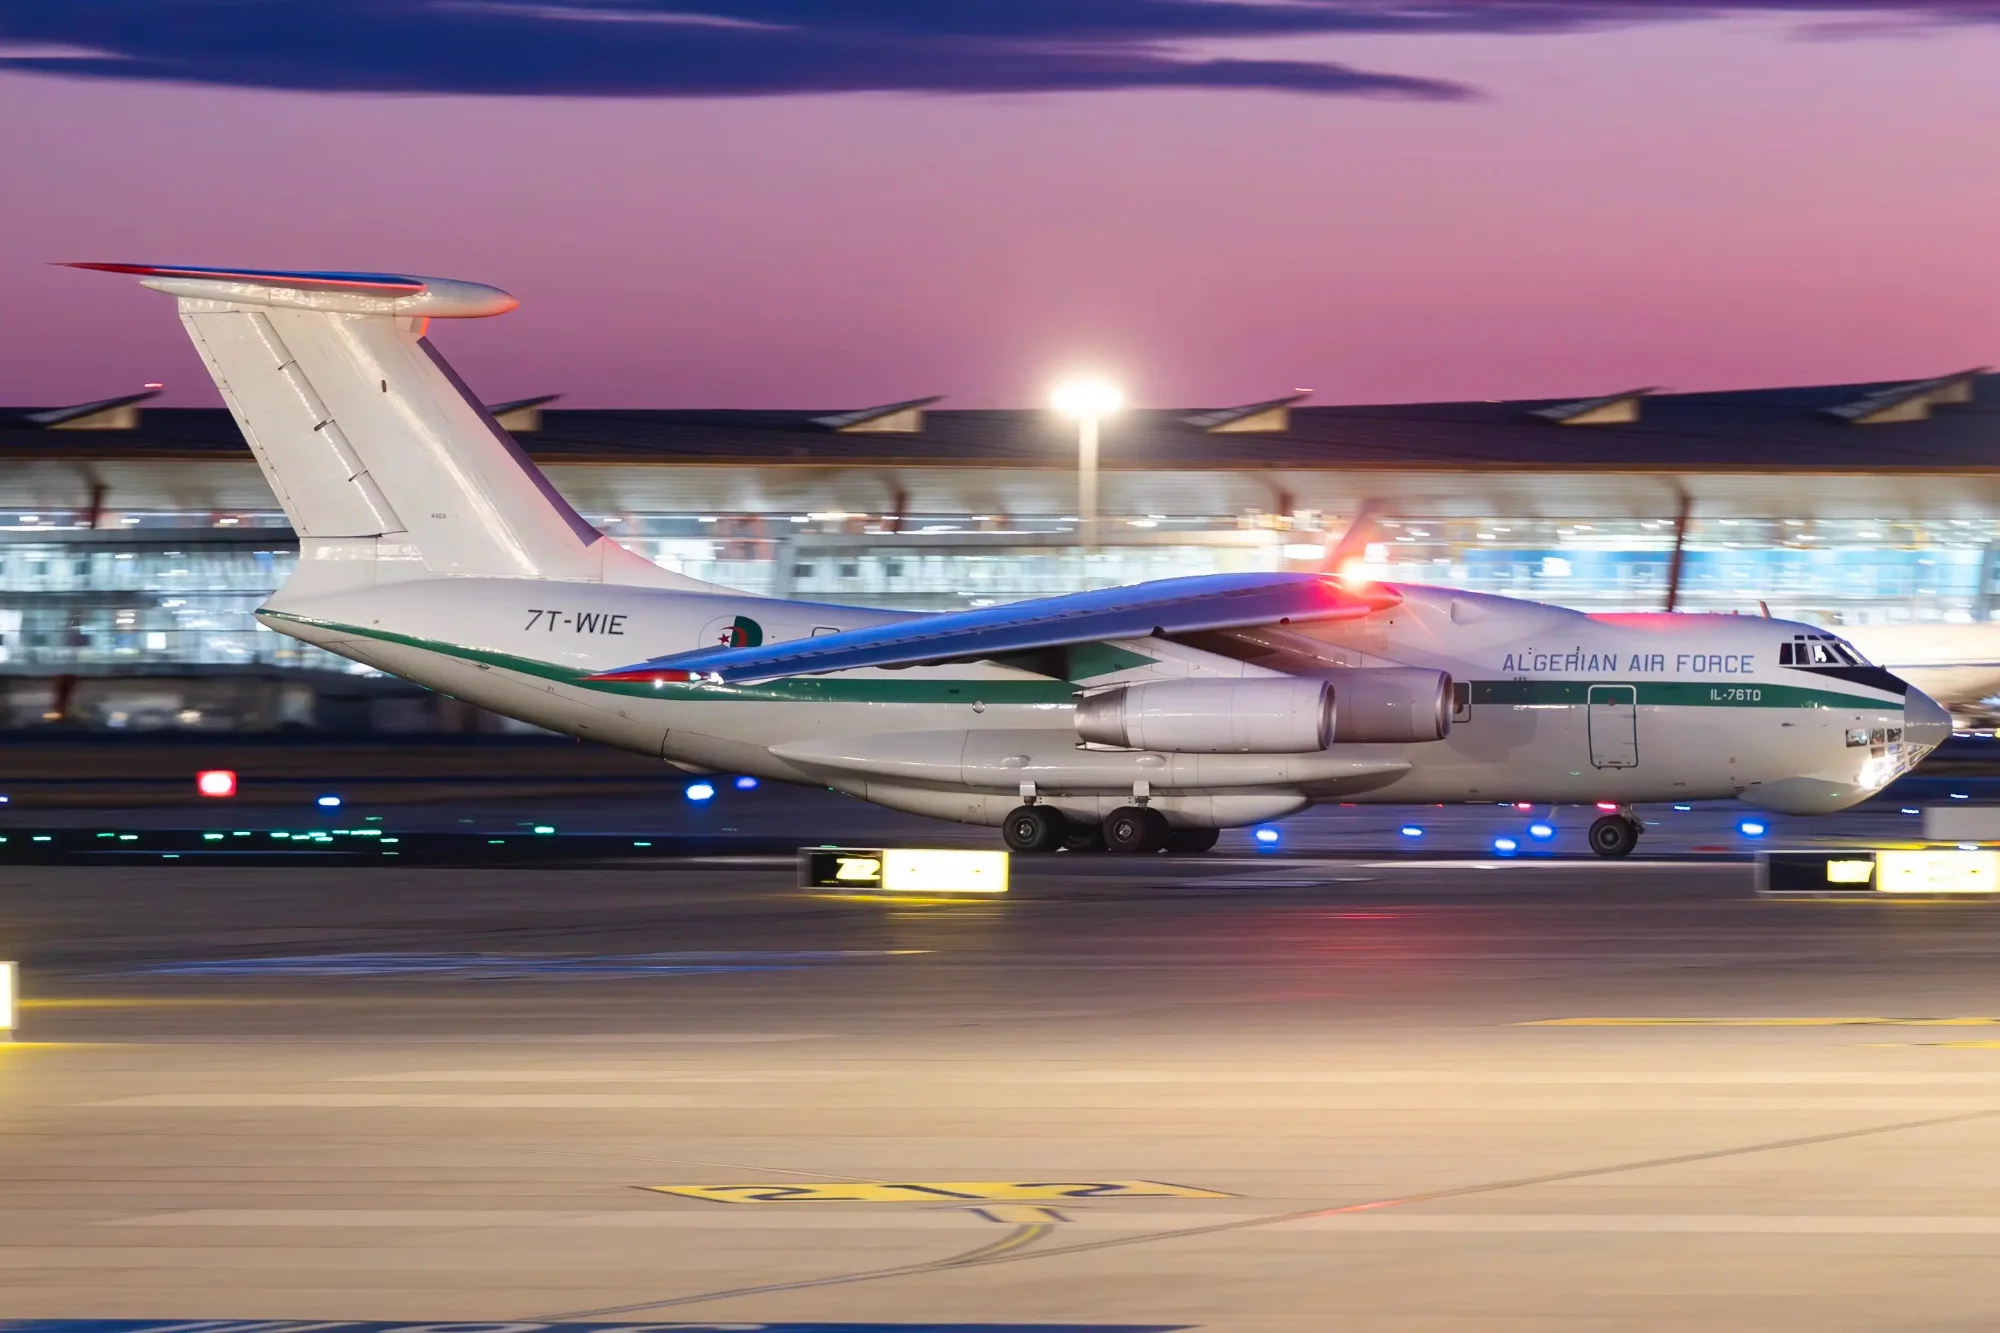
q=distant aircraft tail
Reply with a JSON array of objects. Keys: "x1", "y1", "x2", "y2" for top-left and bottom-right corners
[{"x1": 67, "y1": 263, "x2": 704, "y2": 595}]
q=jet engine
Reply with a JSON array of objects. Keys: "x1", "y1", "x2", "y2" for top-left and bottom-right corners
[
  {"x1": 1321, "y1": 667, "x2": 1454, "y2": 744},
  {"x1": 1074, "y1": 670, "x2": 1452, "y2": 753},
  {"x1": 1075, "y1": 678, "x2": 1334, "y2": 753}
]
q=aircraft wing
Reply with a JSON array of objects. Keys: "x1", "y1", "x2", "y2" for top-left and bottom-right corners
[{"x1": 592, "y1": 572, "x2": 1399, "y2": 684}]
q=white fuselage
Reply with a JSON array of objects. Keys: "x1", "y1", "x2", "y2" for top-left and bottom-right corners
[{"x1": 263, "y1": 578, "x2": 1943, "y2": 829}]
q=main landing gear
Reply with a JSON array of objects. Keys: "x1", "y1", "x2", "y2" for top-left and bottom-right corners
[
  {"x1": 1001, "y1": 804, "x2": 1221, "y2": 855},
  {"x1": 1587, "y1": 810, "x2": 1642, "y2": 859}
]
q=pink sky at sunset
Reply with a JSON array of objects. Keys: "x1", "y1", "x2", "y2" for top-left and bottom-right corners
[{"x1": 4, "y1": 14, "x2": 1998, "y2": 412}]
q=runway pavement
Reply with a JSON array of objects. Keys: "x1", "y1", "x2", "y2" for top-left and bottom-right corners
[{"x1": 5, "y1": 857, "x2": 2000, "y2": 1331}]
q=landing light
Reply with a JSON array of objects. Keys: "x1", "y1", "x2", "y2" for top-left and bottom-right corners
[
  {"x1": 686, "y1": 781, "x2": 716, "y2": 802},
  {"x1": 733, "y1": 776, "x2": 759, "y2": 791},
  {"x1": 316, "y1": 795, "x2": 341, "y2": 809},
  {"x1": 1253, "y1": 827, "x2": 1280, "y2": 846},
  {"x1": 1051, "y1": 379, "x2": 1124, "y2": 418},
  {"x1": 1738, "y1": 819, "x2": 1767, "y2": 838},
  {"x1": 1528, "y1": 822, "x2": 1555, "y2": 841}
]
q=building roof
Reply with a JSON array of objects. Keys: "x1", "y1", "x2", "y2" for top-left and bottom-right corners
[{"x1": 2, "y1": 372, "x2": 1998, "y2": 474}]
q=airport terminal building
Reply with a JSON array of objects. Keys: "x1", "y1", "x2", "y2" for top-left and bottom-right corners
[{"x1": 3, "y1": 370, "x2": 1997, "y2": 730}]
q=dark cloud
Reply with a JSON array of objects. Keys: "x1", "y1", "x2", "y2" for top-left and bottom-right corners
[{"x1": 1, "y1": 2, "x2": 1995, "y2": 99}]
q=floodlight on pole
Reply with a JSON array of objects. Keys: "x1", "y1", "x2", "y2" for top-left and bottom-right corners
[{"x1": 1051, "y1": 379, "x2": 1123, "y2": 552}]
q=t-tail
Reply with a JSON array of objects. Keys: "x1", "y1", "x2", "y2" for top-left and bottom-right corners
[{"x1": 66, "y1": 263, "x2": 705, "y2": 598}]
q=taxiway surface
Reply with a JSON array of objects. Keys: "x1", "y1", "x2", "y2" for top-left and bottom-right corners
[{"x1": 5, "y1": 858, "x2": 2000, "y2": 1332}]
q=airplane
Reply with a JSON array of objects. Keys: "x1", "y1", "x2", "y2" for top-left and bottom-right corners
[{"x1": 72, "y1": 263, "x2": 1953, "y2": 858}]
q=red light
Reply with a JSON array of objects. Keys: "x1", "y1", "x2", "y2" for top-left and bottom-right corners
[
  {"x1": 1595, "y1": 801, "x2": 1618, "y2": 812},
  {"x1": 196, "y1": 769, "x2": 237, "y2": 798},
  {"x1": 1513, "y1": 803, "x2": 1533, "y2": 811}
]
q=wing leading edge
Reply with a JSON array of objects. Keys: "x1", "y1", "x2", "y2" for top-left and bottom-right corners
[{"x1": 593, "y1": 572, "x2": 1399, "y2": 684}]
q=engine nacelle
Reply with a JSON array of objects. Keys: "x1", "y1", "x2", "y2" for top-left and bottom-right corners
[
  {"x1": 1072, "y1": 669, "x2": 1453, "y2": 753},
  {"x1": 1074, "y1": 678, "x2": 1334, "y2": 754},
  {"x1": 1321, "y1": 667, "x2": 1453, "y2": 743}
]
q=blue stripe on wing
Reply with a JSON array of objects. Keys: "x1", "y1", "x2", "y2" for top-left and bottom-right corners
[
  {"x1": 61, "y1": 262, "x2": 427, "y2": 293},
  {"x1": 593, "y1": 572, "x2": 1398, "y2": 684}
]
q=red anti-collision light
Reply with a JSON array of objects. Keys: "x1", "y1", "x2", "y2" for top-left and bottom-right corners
[{"x1": 196, "y1": 769, "x2": 237, "y2": 798}]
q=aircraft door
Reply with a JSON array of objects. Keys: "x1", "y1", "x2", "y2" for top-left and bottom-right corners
[{"x1": 1587, "y1": 684, "x2": 1639, "y2": 769}]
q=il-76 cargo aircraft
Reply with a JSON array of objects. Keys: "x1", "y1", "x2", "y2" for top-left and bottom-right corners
[{"x1": 75, "y1": 263, "x2": 1952, "y2": 857}]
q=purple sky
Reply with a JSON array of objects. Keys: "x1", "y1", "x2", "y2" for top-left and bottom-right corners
[{"x1": 3, "y1": 12, "x2": 1998, "y2": 410}]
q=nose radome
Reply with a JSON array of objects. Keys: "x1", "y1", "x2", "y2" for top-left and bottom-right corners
[{"x1": 1903, "y1": 686, "x2": 1953, "y2": 751}]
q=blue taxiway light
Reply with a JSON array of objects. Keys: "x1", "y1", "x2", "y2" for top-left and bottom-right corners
[
  {"x1": 733, "y1": 775, "x2": 759, "y2": 790},
  {"x1": 1493, "y1": 837, "x2": 1519, "y2": 853},
  {"x1": 1738, "y1": 819, "x2": 1767, "y2": 837},
  {"x1": 1671, "y1": 804, "x2": 1692, "y2": 812},
  {"x1": 316, "y1": 795, "x2": 341, "y2": 808},
  {"x1": 1399, "y1": 825, "x2": 1424, "y2": 839},
  {"x1": 1528, "y1": 822, "x2": 1556, "y2": 840},
  {"x1": 686, "y1": 781, "x2": 717, "y2": 802},
  {"x1": 1952, "y1": 793, "x2": 1971, "y2": 800},
  {"x1": 1253, "y1": 826, "x2": 1280, "y2": 845},
  {"x1": 1903, "y1": 807, "x2": 1921, "y2": 815}
]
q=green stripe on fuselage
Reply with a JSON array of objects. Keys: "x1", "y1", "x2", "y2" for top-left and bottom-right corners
[
  {"x1": 266, "y1": 612, "x2": 1905, "y2": 712},
  {"x1": 1472, "y1": 680, "x2": 1899, "y2": 710},
  {"x1": 262, "y1": 611, "x2": 1083, "y2": 704}
]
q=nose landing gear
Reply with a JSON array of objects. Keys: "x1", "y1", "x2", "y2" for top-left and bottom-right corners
[{"x1": 1587, "y1": 810, "x2": 1642, "y2": 859}]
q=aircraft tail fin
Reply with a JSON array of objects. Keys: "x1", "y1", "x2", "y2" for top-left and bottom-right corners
[{"x1": 68, "y1": 263, "x2": 704, "y2": 593}]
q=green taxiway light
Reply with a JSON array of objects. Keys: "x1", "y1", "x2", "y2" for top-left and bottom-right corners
[
  {"x1": 31, "y1": 836, "x2": 51, "y2": 843},
  {"x1": 633, "y1": 841, "x2": 652, "y2": 847},
  {"x1": 203, "y1": 833, "x2": 223, "y2": 841},
  {"x1": 533, "y1": 825, "x2": 556, "y2": 834}
]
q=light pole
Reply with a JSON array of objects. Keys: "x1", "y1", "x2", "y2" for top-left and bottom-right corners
[{"x1": 1051, "y1": 379, "x2": 1123, "y2": 556}]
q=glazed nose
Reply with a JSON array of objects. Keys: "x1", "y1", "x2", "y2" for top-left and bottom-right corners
[{"x1": 1903, "y1": 686, "x2": 1952, "y2": 751}]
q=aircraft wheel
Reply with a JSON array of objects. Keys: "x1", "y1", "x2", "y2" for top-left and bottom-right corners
[
  {"x1": 1103, "y1": 805, "x2": 1170, "y2": 853},
  {"x1": 1164, "y1": 826, "x2": 1221, "y2": 854},
  {"x1": 1002, "y1": 804, "x2": 1070, "y2": 854},
  {"x1": 1588, "y1": 814, "x2": 1640, "y2": 859}
]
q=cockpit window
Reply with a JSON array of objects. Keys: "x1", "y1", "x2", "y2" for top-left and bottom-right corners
[{"x1": 1783, "y1": 633, "x2": 1869, "y2": 668}]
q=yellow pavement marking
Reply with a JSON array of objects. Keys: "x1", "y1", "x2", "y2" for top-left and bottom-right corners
[
  {"x1": 1525, "y1": 1018, "x2": 2000, "y2": 1027},
  {"x1": 643, "y1": 1180, "x2": 1231, "y2": 1204},
  {"x1": 970, "y1": 1205, "x2": 1071, "y2": 1224},
  {"x1": 1864, "y1": 1041, "x2": 2000, "y2": 1049}
]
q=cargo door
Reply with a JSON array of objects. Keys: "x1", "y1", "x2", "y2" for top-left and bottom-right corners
[{"x1": 1587, "y1": 684, "x2": 1639, "y2": 769}]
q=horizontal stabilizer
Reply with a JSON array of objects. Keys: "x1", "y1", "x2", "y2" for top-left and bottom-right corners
[
  {"x1": 594, "y1": 572, "x2": 1400, "y2": 684},
  {"x1": 61, "y1": 263, "x2": 518, "y2": 318}
]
